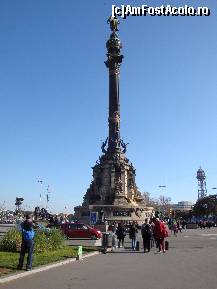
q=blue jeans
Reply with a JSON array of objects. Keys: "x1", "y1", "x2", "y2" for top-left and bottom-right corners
[
  {"x1": 131, "y1": 238, "x2": 136, "y2": 250},
  {"x1": 18, "y1": 240, "x2": 34, "y2": 269}
]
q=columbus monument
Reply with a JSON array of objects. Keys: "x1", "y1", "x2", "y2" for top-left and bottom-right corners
[{"x1": 74, "y1": 17, "x2": 153, "y2": 224}]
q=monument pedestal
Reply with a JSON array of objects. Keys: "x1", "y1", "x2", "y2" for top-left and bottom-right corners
[{"x1": 74, "y1": 204, "x2": 154, "y2": 225}]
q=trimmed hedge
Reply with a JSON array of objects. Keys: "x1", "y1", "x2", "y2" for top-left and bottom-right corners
[{"x1": 0, "y1": 228, "x2": 65, "y2": 253}]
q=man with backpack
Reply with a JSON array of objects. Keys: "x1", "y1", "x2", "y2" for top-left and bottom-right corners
[
  {"x1": 141, "y1": 218, "x2": 152, "y2": 253},
  {"x1": 17, "y1": 214, "x2": 35, "y2": 271}
]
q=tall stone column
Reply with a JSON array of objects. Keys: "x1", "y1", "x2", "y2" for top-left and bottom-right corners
[{"x1": 105, "y1": 17, "x2": 123, "y2": 154}]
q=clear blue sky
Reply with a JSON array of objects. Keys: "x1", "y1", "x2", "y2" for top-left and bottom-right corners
[{"x1": 0, "y1": 0, "x2": 216, "y2": 213}]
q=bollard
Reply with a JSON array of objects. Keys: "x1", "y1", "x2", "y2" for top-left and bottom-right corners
[
  {"x1": 76, "y1": 245, "x2": 83, "y2": 260},
  {"x1": 102, "y1": 233, "x2": 109, "y2": 254}
]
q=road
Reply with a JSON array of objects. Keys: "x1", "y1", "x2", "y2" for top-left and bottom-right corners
[{"x1": 1, "y1": 228, "x2": 217, "y2": 289}]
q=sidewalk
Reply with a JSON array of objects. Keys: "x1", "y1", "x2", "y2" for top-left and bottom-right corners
[{"x1": 0, "y1": 251, "x2": 99, "y2": 284}]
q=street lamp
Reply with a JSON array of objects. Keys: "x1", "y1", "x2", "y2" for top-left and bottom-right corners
[{"x1": 158, "y1": 185, "x2": 167, "y2": 217}]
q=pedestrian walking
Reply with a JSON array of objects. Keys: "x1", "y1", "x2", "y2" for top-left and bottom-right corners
[
  {"x1": 141, "y1": 218, "x2": 152, "y2": 253},
  {"x1": 173, "y1": 222, "x2": 178, "y2": 236},
  {"x1": 207, "y1": 221, "x2": 212, "y2": 229},
  {"x1": 182, "y1": 220, "x2": 187, "y2": 229},
  {"x1": 177, "y1": 221, "x2": 182, "y2": 233},
  {"x1": 17, "y1": 214, "x2": 35, "y2": 271},
  {"x1": 153, "y1": 218, "x2": 168, "y2": 253},
  {"x1": 198, "y1": 220, "x2": 203, "y2": 229},
  {"x1": 150, "y1": 220, "x2": 156, "y2": 248},
  {"x1": 111, "y1": 224, "x2": 117, "y2": 251},
  {"x1": 115, "y1": 223, "x2": 126, "y2": 248},
  {"x1": 129, "y1": 223, "x2": 138, "y2": 251}
]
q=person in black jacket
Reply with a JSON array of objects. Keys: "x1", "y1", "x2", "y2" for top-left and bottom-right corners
[
  {"x1": 141, "y1": 219, "x2": 152, "y2": 253},
  {"x1": 129, "y1": 223, "x2": 138, "y2": 251},
  {"x1": 115, "y1": 223, "x2": 126, "y2": 248}
]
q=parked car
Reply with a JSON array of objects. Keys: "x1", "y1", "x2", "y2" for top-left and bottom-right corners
[{"x1": 60, "y1": 223, "x2": 102, "y2": 239}]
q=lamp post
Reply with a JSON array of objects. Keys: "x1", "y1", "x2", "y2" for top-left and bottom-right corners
[{"x1": 158, "y1": 185, "x2": 167, "y2": 218}]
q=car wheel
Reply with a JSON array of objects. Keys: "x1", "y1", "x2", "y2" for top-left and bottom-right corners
[{"x1": 91, "y1": 234, "x2": 97, "y2": 240}]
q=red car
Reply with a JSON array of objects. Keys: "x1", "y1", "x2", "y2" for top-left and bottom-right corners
[{"x1": 60, "y1": 223, "x2": 102, "y2": 239}]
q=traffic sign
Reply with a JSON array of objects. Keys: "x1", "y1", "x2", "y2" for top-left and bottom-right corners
[{"x1": 90, "y1": 212, "x2": 98, "y2": 225}]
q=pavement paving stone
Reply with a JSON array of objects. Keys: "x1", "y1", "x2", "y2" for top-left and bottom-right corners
[{"x1": 1, "y1": 228, "x2": 217, "y2": 289}]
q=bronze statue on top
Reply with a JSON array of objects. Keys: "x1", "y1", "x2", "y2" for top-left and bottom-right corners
[{"x1": 107, "y1": 16, "x2": 120, "y2": 32}]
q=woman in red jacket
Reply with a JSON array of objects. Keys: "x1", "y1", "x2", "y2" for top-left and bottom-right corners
[{"x1": 154, "y1": 218, "x2": 168, "y2": 253}]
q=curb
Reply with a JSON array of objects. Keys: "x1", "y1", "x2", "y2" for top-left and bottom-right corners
[{"x1": 0, "y1": 251, "x2": 100, "y2": 284}]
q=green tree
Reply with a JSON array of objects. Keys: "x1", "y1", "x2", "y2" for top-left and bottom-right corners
[{"x1": 193, "y1": 194, "x2": 217, "y2": 217}]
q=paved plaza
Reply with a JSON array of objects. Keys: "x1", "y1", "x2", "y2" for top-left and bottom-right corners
[{"x1": 1, "y1": 228, "x2": 217, "y2": 289}]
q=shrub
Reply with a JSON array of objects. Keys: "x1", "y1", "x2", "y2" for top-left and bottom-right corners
[
  {"x1": 34, "y1": 231, "x2": 49, "y2": 253},
  {"x1": 0, "y1": 228, "x2": 65, "y2": 253},
  {"x1": 34, "y1": 229, "x2": 65, "y2": 253},
  {"x1": 0, "y1": 228, "x2": 22, "y2": 252},
  {"x1": 46, "y1": 229, "x2": 65, "y2": 251}
]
